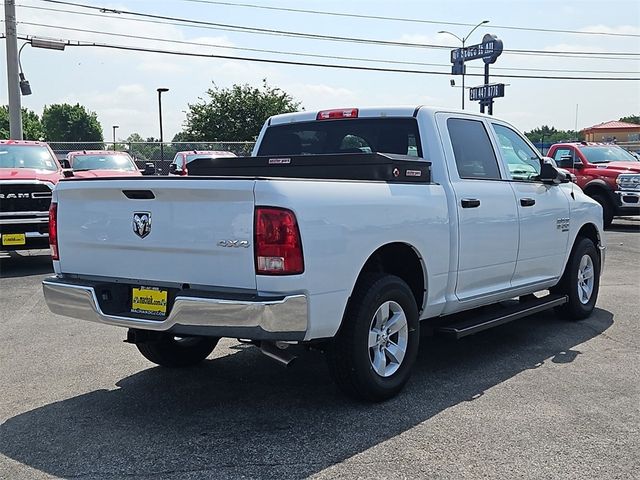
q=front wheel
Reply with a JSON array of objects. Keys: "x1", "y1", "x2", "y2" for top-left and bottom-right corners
[
  {"x1": 135, "y1": 333, "x2": 219, "y2": 367},
  {"x1": 552, "y1": 237, "x2": 601, "y2": 320},
  {"x1": 326, "y1": 274, "x2": 420, "y2": 402}
]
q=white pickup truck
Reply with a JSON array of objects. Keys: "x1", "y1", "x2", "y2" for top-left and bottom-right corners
[{"x1": 43, "y1": 106, "x2": 605, "y2": 401}]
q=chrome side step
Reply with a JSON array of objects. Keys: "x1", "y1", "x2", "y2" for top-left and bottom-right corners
[{"x1": 435, "y1": 294, "x2": 568, "y2": 339}]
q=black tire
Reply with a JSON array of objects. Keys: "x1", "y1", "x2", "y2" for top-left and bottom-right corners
[
  {"x1": 136, "y1": 333, "x2": 219, "y2": 367},
  {"x1": 552, "y1": 237, "x2": 600, "y2": 320},
  {"x1": 591, "y1": 192, "x2": 614, "y2": 229},
  {"x1": 326, "y1": 273, "x2": 420, "y2": 402}
]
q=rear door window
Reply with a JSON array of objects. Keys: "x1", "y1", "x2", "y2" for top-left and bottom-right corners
[
  {"x1": 257, "y1": 118, "x2": 422, "y2": 157},
  {"x1": 447, "y1": 118, "x2": 501, "y2": 180}
]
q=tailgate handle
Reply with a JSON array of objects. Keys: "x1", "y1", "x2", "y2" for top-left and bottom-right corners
[{"x1": 122, "y1": 190, "x2": 155, "y2": 200}]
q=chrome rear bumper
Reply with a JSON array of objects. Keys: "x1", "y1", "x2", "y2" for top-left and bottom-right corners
[{"x1": 42, "y1": 277, "x2": 308, "y2": 341}]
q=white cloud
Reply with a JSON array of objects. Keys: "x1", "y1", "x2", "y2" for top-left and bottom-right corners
[{"x1": 579, "y1": 24, "x2": 640, "y2": 35}]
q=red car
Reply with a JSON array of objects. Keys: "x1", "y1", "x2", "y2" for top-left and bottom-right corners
[
  {"x1": 0, "y1": 140, "x2": 63, "y2": 250},
  {"x1": 548, "y1": 142, "x2": 640, "y2": 227},
  {"x1": 169, "y1": 150, "x2": 236, "y2": 176},
  {"x1": 65, "y1": 150, "x2": 155, "y2": 177}
]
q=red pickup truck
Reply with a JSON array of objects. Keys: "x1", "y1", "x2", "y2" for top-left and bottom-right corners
[
  {"x1": 0, "y1": 140, "x2": 63, "y2": 250},
  {"x1": 548, "y1": 142, "x2": 640, "y2": 227}
]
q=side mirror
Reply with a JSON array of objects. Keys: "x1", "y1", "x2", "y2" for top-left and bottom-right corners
[
  {"x1": 62, "y1": 169, "x2": 74, "y2": 178},
  {"x1": 540, "y1": 162, "x2": 570, "y2": 185},
  {"x1": 142, "y1": 162, "x2": 156, "y2": 176},
  {"x1": 60, "y1": 159, "x2": 71, "y2": 169},
  {"x1": 168, "y1": 163, "x2": 178, "y2": 174},
  {"x1": 572, "y1": 161, "x2": 584, "y2": 169}
]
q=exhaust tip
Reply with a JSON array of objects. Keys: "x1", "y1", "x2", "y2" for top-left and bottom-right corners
[{"x1": 260, "y1": 341, "x2": 297, "y2": 367}]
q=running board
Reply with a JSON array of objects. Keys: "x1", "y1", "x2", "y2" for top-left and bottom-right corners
[{"x1": 435, "y1": 294, "x2": 568, "y2": 339}]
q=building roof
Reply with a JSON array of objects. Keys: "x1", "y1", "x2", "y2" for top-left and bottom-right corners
[{"x1": 583, "y1": 120, "x2": 640, "y2": 131}]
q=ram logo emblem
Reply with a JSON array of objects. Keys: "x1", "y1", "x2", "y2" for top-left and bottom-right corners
[{"x1": 132, "y1": 212, "x2": 152, "y2": 238}]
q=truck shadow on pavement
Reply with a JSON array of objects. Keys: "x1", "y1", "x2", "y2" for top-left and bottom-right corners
[
  {"x1": 0, "y1": 252, "x2": 53, "y2": 278},
  {"x1": 0, "y1": 308, "x2": 613, "y2": 479}
]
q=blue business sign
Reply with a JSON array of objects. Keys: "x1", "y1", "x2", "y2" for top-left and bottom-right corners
[
  {"x1": 451, "y1": 34, "x2": 504, "y2": 65},
  {"x1": 470, "y1": 83, "x2": 505, "y2": 102}
]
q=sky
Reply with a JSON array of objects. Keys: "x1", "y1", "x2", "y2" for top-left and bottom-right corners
[{"x1": 1, "y1": 0, "x2": 639, "y2": 141}]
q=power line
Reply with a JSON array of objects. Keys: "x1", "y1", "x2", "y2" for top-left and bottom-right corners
[
  {"x1": 17, "y1": 20, "x2": 640, "y2": 75},
  {"x1": 16, "y1": 8, "x2": 640, "y2": 65},
  {"x1": 181, "y1": 0, "x2": 640, "y2": 39},
  {"x1": 15, "y1": 33, "x2": 640, "y2": 81},
  {"x1": 31, "y1": 0, "x2": 640, "y2": 58}
]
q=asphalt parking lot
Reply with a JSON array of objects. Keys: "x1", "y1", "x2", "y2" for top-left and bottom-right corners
[{"x1": 0, "y1": 220, "x2": 638, "y2": 480}]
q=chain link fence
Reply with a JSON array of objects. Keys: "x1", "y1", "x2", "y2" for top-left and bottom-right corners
[{"x1": 48, "y1": 141, "x2": 256, "y2": 174}]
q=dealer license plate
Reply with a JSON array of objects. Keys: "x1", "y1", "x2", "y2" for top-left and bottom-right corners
[
  {"x1": 2, "y1": 233, "x2": 26, "y2": 246},
  {"x1": 131, "y1": 287, "x2": 168, "y2": 316}
]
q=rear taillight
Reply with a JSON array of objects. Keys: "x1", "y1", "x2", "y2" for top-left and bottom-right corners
[
  {"x1": 316, "y1": 108, "x2": 358, "y2": 120},
  {"x1": 255, "y1": 207, "x2": 304, "y2": 275},
  {"x1": 49, "y1": 202, "x2": 59, "y2": 260}
]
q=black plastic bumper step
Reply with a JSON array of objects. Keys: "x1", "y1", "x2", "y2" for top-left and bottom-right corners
[{"x1": 435, "y1": 294, "x2": 568, "y2": 339}]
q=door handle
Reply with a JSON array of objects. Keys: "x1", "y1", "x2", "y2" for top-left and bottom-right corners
[
  {"x1": 520, "y1": 198, "x2": 536, "y2": 207},
  {"x1": 461, "y1": 198, "x2": 481, "y2": 208}
]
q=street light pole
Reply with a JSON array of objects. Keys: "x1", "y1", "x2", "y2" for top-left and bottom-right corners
[
  {"x1": 5, "y1": 0, "x2": 23, "y2": 139},
  {"x1": 157, "y1": 88, "x2": 169, "y2": 171},
  {"x1": 112, "y1": 125, "x2": 119, "y2": 150},
  {"x1": 439, "y1": 20, "x2": 489, "y2": 110}
]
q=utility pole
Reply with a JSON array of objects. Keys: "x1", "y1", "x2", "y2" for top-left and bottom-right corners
[{"x1": 4, "y1": 0, "x2": 23, "y2": 139}]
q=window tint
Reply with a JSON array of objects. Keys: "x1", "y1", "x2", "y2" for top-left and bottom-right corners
[
  {"x1": 492, "y1": 124, "x2": 541, "y2": 181},
  {"x1": 553, "y1": 148, "x2": 575, "y2": 168},
  {"x1": 580, "y1": 145, "x2": 637, "y2": 163},
  {"x1": 257, "y1": 118, "x2": 422, "y2": 157},
  {"x1": 447, "y1": 118, "x2": 501, "y2": 180},
  {"x1": 72, "y1": 154, "x2": 136, "y2": 171}
]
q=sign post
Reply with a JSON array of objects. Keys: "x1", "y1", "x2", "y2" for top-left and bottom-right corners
[{"x1": 449, "y1": 34, "x2": 505, "y2": 115}]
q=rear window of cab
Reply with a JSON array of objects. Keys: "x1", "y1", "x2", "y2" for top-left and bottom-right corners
[{"x1": 257, "y1": 118, "x2": 422, "y2": 157}]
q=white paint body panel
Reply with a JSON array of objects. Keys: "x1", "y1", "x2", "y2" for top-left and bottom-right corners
[
  {"x1": 52, "y1": 106, "x2": 605, "y2": 341},
  {"x1": 54, "y1": 179, "x2": 257, "y2": 289}
]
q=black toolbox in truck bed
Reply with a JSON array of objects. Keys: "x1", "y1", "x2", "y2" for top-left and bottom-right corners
[{"x1": 186, "y1": 153, "x2": 431, "y2": 184}]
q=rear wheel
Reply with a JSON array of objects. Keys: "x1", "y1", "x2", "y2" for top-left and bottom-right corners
[
  {"x1": 326, "y1": 274, "x2": 420, "y2": 402},
  {"x1": 552, "y1": 237, "x2": 600, "y2": 320},
  {"x1": 591, "y1": 192, "x2": 614, "y2": 229},
  {"x1": 135, "y1": 333, "x2": 219, "y2": 367}
]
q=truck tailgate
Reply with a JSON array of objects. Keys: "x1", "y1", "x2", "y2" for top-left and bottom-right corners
[{"x1": 55, "y1": 178, "x2": 257, "y2": 290}]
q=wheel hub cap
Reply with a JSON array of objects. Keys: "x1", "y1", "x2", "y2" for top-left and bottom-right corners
[
  {"x1": 577, "y1": 254, "x2": 594, "y2": 305},
  {"x1": 368, "y1": 300, "x2": 409, "y2": 377}
]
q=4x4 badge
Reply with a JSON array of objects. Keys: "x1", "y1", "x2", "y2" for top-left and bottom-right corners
[{"x1": 133, "y1": 212, "x2": 151, "y2": 238}]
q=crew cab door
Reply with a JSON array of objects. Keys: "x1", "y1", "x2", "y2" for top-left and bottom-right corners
[
  {"x1": 439, "y1": 115, "x2": 519, "y2": 302},
  {"x1": 490, "y1": 122, "x2": 571, "y2": 284}
]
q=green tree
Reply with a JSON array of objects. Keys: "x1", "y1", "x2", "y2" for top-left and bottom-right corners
[
  {"x1": 0, "y1": 106, "x2": 44, "y2": 140},
  {"x1": 525, "y1": 125, "x2": 584, "y2": 144},
  {"x1": 619, "y1": 115, "x2": 640, "y2": 125},
  {"x1": 42, "y1": 103, "x2": 103, "y2": 142},
  {"x1": 179, "y1": 80, "x2": 302, "y2": 141}
]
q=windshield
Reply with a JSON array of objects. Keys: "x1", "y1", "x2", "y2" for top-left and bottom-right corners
[
  {"x1": 580, "y1": 145, "x2": 637, "y2": 163},
  {"x1": 71, "y1": 154, "x2": 137, "y2": 171},
  {"x1": 0, "y1": 145, "x2": 58, "y2": 171},
  {"x1": 257, "y1": 118, "x2": 422, "y2": 157}
]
